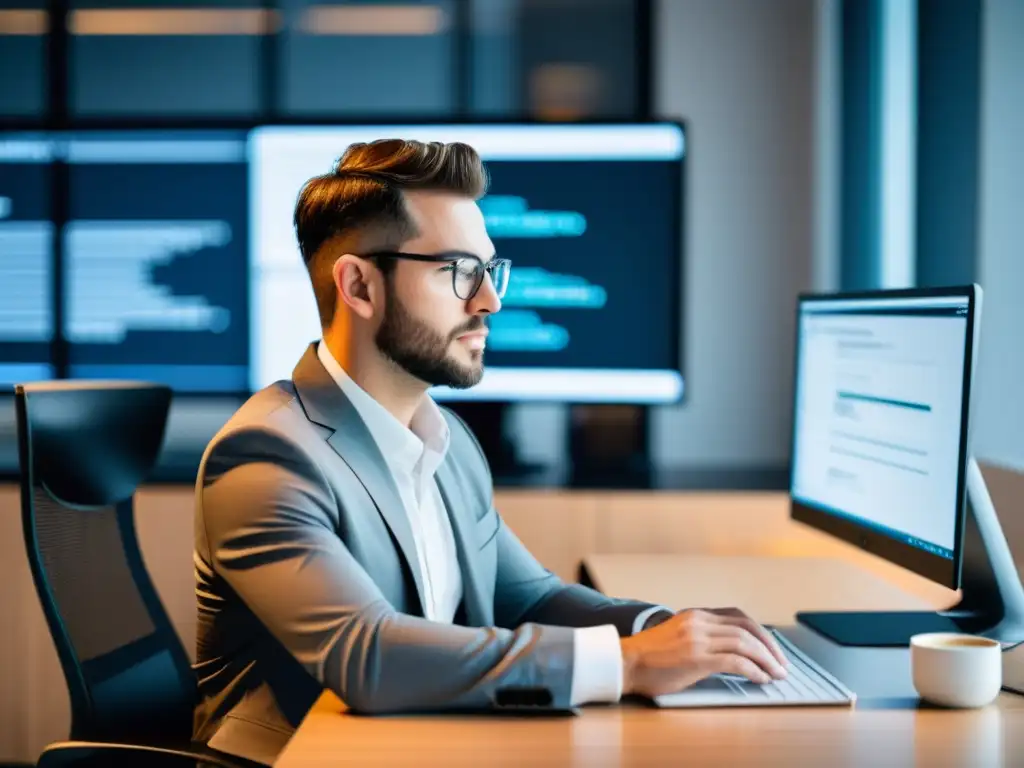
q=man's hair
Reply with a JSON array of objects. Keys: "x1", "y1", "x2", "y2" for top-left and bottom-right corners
[{"x1": 293, "y1": 138, "x2": 489, "y2": 327}]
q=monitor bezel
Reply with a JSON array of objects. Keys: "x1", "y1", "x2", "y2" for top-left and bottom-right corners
[
  {"x1": 788, "y1": 284, "x2": 980, "y2": 590},
  {"x1": 245, "y1": 117, "x2": 688, "y2": 405}
]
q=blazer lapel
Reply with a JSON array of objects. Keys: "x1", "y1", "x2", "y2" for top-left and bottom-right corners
[
  {"x1": 435, "y1": 459, "x2": 489, "y2": 627},
  {"x1": 291, "y1": 343, "x2": 427, "y2": 615}
]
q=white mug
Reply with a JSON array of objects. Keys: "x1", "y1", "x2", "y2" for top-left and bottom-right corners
[{"x1": 910, "y1": 632, "x2": 1002, "y2": 708}]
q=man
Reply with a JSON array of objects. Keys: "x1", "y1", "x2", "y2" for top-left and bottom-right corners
[{"x1": 193, "y1": 139, "x2": 788, "y2": 765}]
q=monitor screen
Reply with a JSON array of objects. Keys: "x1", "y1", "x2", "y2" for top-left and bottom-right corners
[
  {"x1": 64, "y1": 130, "x2": 249, "y2": 393},
  {"x1": 0, "y1": 132, "x2": 54, "y2": 385},
  {"x1": 248, "y1": 122, "x2": 685, "y2": 402},
  {"x1": 790, "y1": 290, "x2": 977, "y2": 584}
]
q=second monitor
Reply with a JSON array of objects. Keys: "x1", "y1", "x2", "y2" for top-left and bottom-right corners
[
  {"x1": 790, "y1": 285, "x2": 1024, "y2": 647},
  {"x1": 248, "y1": 122, "x2": 686, "y2": 404}
]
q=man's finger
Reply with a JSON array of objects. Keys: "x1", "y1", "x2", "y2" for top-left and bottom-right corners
[
  {"x1": 708, "y1": 627, "x2": 787, "y2": 679},
  {"x1": 708, "y1": 611, "x2": 788, "y2": 666},
  {"x1": 711, "y1": 653, "x2": 772, "y2": 685}
]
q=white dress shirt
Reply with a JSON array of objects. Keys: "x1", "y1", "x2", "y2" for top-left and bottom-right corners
[{"x1": 316, "y1": 342, "x2": 663, "y2": 705}]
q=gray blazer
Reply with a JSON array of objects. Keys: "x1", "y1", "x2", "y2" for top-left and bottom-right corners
[{"x1": 193, "y1": 343, "x2": 668, "y2": 765}]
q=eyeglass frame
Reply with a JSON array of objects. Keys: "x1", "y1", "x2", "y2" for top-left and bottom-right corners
[{"x1": 360, "y1": 250, "x2": 512, "y2": 301}]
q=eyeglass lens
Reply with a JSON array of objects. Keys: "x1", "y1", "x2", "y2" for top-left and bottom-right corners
[{"x1": 454, "y1": 259, "x2": 510, "y2": 300}]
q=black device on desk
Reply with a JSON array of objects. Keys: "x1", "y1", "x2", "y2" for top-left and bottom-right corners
[{"x1": 788, "y1": 285, "x2": 1024, "y2": 647}]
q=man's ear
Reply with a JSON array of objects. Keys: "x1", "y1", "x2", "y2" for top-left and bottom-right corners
[{"x1": 333, "y1": 254, "x2": 379, "y2": 321}]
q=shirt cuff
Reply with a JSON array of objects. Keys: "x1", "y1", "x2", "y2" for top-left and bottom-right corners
[
  {"x1": 569, "y1": 624, "x2": 623, "y2": 706},
  {"x1": 631, "y1": 605, "x2": 675, "y2": 635}
]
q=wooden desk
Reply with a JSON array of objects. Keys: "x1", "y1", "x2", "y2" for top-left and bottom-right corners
[{"x1": 275, "y1": 555, "x2": 1024, "y2": 767}]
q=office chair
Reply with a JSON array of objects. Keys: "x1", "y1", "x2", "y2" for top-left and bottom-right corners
[{"x1": 15, "y1": 381, "x2": 259, "y2": 768}]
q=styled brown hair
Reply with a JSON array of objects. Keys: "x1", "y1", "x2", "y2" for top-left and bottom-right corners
[{"x1": 293, "y1": 138, "x2": 489, "y2": 327}]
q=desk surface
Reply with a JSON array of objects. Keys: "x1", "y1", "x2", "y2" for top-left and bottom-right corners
[{"x1": 276, "y1": 555, "x2": 1024, "y2": 767}]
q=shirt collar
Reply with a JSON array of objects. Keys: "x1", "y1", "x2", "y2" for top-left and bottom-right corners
[{"x1": 316, "y1": 340, "x2": 450, "y2": 475}]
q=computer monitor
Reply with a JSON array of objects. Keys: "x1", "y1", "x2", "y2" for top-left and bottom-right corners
[
  {"x1": 248, "y1": 121, "x2": 685, "y2": 403},
  {"x1": 64, "y1": 129, "x2": 250, "y2": 394},
  {"x1": 0, "y1": 132, "x2": 55, "y2": 385},
  {"x1": 790, "y1": 285, "x2": 1024, "y2": 647}
]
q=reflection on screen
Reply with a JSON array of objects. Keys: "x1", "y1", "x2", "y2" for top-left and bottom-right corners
[
  {"x1": 0, "y1": 133, "x2": 54, "y2": 385},
  {"x1": 248, "y1": 123, "x2": 686, "y2": 403},
  {"x1": 65, "y1": 131, "x2": 249, "y2": 393},
  {"x1": 791, "y1": 295, "x2": 972, "y2": 558}
]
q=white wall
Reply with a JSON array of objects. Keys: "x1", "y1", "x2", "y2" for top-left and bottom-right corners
[
  {"x1": 650, "y1": 0, "x2": 817, "y2": 467},
  {"x1": 973, "y1": 0, "x2": 1024, "y2": 471}
]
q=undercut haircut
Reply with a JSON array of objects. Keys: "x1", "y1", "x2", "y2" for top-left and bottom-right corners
[{"x1": 293, "y1": 138, "x2": 489, "y2": 327}]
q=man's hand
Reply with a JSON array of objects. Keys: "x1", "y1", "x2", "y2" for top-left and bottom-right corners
[{"x1": 619, "y1": 607, "x2": 789, "y2": 698}]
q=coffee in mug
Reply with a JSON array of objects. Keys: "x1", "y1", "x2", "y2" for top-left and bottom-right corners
[{"x1": 931, "y1": 637, "x2": 995, "y2": 648}]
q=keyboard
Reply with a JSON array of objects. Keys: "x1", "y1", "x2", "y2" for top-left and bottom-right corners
[{"x1": 651, "y1": 629, "x2": 856, "y2": 708}]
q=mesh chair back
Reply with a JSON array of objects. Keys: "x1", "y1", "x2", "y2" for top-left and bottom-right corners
[{"x1": 15, "y1": 380, "x2": 195, "y2": 744}]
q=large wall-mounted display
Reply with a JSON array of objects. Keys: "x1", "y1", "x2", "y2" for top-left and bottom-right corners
[{"x1": 0, "y1": 121, "x2": 685, "y2": 404}]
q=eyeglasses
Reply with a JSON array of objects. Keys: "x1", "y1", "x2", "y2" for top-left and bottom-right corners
[{"x1": 363, "y1": 251, "x2": 512, "y2": 301}]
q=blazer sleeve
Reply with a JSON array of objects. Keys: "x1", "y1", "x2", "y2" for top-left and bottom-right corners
[
  {"x1": 198, "y1": 423, "x2": 577, "y2": 714},
  {"x1": 492, "y1": 514, "x2": 673, "y2": 635},
  {"x1": 441, "y1": 410, "x2": 674, "y2": 636}
]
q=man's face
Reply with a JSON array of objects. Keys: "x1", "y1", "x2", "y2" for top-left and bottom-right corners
[{"x1": 374, "y1": 190, "x2": 500, "y2": 389}]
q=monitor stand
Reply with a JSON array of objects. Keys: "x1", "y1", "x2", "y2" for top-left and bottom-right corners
[{"x1": 796, "y1": 457, "x2": 1024, "y2": 647}]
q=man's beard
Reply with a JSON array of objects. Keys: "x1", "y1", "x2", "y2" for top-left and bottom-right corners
[{"x1": 375, "y1": 291, "x2": 486, "y2": 389}]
